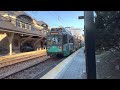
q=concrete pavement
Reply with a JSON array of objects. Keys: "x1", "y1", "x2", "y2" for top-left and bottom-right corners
[{"x1": 40, "y1": 47, "x2": 86, "y2": 79}]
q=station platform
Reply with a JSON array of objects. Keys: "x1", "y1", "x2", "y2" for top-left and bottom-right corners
[
  {"x1": 40, "y1": 47, "x2": 86, "y2": 79},
  {"x1": 0, "y1": 50, "x2": 46, "y2": 61}
]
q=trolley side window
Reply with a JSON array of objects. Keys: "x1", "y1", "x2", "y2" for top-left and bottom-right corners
[{"x1": 63, "y1": 34, "x2": 68, "y2": 44}]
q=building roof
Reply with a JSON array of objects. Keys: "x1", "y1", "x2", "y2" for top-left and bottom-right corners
[
  {"x1": 0, "y1": 11, "x2": 31, "y2": 19},
  {"x1": 37, "y1": 21, "x2": 48, "y2": 27},
  {"x1": 0, "y1": 15, "x2": 45, "y2": 37},
  {"x1": 0, "y1": 11, "x2": 49, "y2": 36},
  {"x1": 0, "y1": 11, "x2": 49, "y2": 27}
]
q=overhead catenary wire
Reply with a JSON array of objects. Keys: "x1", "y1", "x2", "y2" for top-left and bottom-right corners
[
  {"x1": 31, "y1": 11, "x2": 65, "y2": 26},
  {"x1": 49, "y1": 12, "x2": 83, "y2": 34},
  {"x1": 26, "y1": 11, "x2": 46, "y2": 22},
  {"x1": 48, "y1": 11, "x2": 69, "y2": 27},
  {"x1": 27, "y1": 11, "x2": 60, "y2": 28},
  {"x1": 27, "y1": 11, "x2": 75, "y2": 28},
  {"x1": 26, "y1": 11, "x2": 83, "y2": 33},
  {"x1": 47, "y1": 11, "x2": 64, "y2": 26}
]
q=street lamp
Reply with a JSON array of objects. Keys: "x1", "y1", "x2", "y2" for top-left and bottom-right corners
[{"x1": 78, "y1": 11, "x2": 96, "y2": 79}]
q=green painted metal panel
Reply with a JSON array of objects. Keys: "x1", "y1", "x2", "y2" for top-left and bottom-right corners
[
  {"x1": 63, "y1": 44, "x2": 70, "y2": 56},
  {"x1": 47, "y1": 46, "x2": 62, "y2": 53},
  {"x1": 63, "y1": 50, "x2": 70, "y2": 56}
]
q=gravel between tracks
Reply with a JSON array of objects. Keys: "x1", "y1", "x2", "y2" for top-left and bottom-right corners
[
  {"x1": 0, "y1": 56, "x2": 49, "y2": 79},
  {"x1": 3, "y1": 57, "x2": 65, "y2": 79}
]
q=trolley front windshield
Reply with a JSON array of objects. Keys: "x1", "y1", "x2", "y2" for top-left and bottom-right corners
[{"x1": 47, "y1": 35, "x2": 62, "y2": 45}]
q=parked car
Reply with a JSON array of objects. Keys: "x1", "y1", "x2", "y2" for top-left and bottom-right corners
[{"x1": 20, "y1": 46, "x2": 34, "y2": 52}]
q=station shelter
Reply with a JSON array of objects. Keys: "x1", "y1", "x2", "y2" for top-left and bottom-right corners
[{"x1": 0, "y1": 11, "x2": 49, "y2": 56}]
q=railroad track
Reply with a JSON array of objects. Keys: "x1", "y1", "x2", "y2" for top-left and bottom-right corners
[
  {"x1": 3, "y1": 57, "x2": 65, "y2": 79},
  {"x1": 0, "y1": 50, "x2": 66, "y2": 79},
  {"x1": 0, "y1": 56, "x2": 50, "y2": 79},
  {"x1": 0, "y1": 50, "x2": 51, "y2": 79},
  {"x1": 0, "y1": 50, "x2": 47, "y2": 68}
]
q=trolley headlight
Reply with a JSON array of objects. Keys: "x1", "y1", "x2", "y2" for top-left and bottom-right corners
[
  {"x1": 47, "y1": 46, "x2": 50, "y2": 49},
  {"x1": 58, "y1": 46, "x2": 62, "y2": 49}
]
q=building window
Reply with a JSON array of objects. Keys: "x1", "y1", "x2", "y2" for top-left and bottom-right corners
[
  {"x1": 26, "y1": 24, "x2": 31, "y2": 30},
  {"x1": 16, "y1": 20, "x2": 21, "y2": 27},
  {"x1": 16, "y1": 15, "x2": 33, "y2": 30},
  {"x1": 63, "y1": 34, "x2": 68, "y2": 44},
  {"x1": 21, "y1": 22, "x2": 25, "y2": 28},
  {"x1": 31, "y1": 26, "x2": 35, "y2": 30}
]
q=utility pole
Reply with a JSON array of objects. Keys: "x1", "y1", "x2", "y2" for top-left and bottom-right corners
[
  {"x1": 79, "y1": 11, "x2": 96, "y2": 79},
  {"x1": 84, "y1": 11, "x2": 96, "y2": 79}
]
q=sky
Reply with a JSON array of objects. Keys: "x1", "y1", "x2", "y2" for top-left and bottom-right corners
[{"x1": 25, "y1": 11, "x2": 84, "y2": 29}]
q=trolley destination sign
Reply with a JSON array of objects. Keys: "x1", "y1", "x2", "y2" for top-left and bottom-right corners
[{"x1": 50, "y1": 32, "x2": 59, "y2": 35}]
